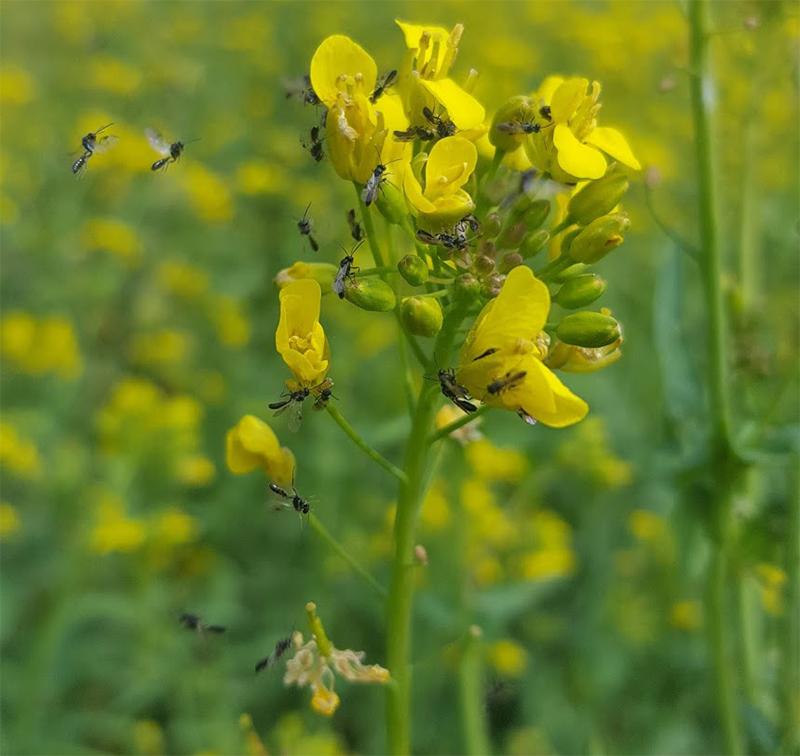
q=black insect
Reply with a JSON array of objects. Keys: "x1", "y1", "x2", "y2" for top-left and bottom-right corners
[
  {"x1": 392, "y1": 125, "x2": 436, "y2": 142},
  {"x1": 179, "y1": 612, "x2": 226, "y2": 634},
  {"x1": 312, "y1": 378, "x2": 335, "y2": 410},
  {"x1": 255, "y1": 635, "x2": 293, "y2": 673},
  {"x1": 361, "y1": 162, "x2": 389, "y2": 206},
  {"x1": 71, "y1": 123, "x2": 117, "y2": 175},
  {"x1": 269, "y1": 482, "x2": 311, "y2": 516},
  {"x1": 422, "y1": 106, "x2": 457, "y2": 139},
  {"x1": 539, "y1": 105, "x2": 552, "y2": 121},
  {"x1": 416, "y1": 228, "x2": 469, "y2": 253},
  {"x1": 496, "y1": 120, "x2": 541, "y2": 135},
  {"x1": 517, "y1": 409, "x2": 537, "y2": 425},
  {"x1": 438, "y1": 369, "x2": 478, "y2": 414},
  {"x1": 284, "y1": 74, "x2": 321, "y2": 106},
  {"x1": 370, "y1": 69, "x2": 397, "y2": 103},
  {"x1": 297, "y1": 202, "x2": 319, "y2": 252},
  {"x1": 81, "y1": 122, "x2": 115, "y2": 155},
  {"x1": 303, "y1": 125, "x2": 325, "y2": 162},
  {"x1": 332, "y1": 241, "x2": 362, "y2": 298},
  {"x1": 269, "y1": 387, "x2": 311, "y2": 432},
  {"x1": 454, "y1": 214, "x2": 480, "y2": 244},
  {"x1": 346, "y1": 208, "x2": 363, "y2": 242},
  {"x1": 487, "y1": 370, "x2": 527, "y2": 395},
  {"x1": 147, "y1": 129, "x2": 196, "y2": 172}
]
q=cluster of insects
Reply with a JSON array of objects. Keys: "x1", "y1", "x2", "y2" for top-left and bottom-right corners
[
  {"x1": 178, "y1": 612, "x2": 292, "y2": 675},
  {"x1": 70, "y1": 123, "x2": 197, "y2": 175},
  {"x1": 269, "y1": 378, "x2": 335, "y2": 431},
  {"x1": 415, "y1": 214, "x2": 480, "y2": 254},
  {"x1": 393, "y1": 106, "x2": 457, "y2": 143}
]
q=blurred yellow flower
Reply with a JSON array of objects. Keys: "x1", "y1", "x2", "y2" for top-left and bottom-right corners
[
  {"x1": 275, "y1": 279, "x2": 330, "y2": 388},
  {"x1": 456, "y1": 266, "x2": 588, "y2": 427},
  {"x1": 0, "y1": 422, "x2": 41, "y2": 479},
  {"x1": 236, "y1": 160, "x2": 286, "y2": 195},
  {"x1": 226, "y1": 414, "x2": 295, "y2": 487},
  {"x1": 1, "y1": 312, "x2": 82, "y2": 379},
  {"x1": 157, "y1": 260, "x2": 210, "y2": 301},
  {"x1": 525, "y1": 76, "x2": 640, "y2": 182},
  {"x1": 435, "y1": 404, "x2": 483, "y2": 445},
  {"x1": 0, "y1": 65, "x2": 36, "y2": 105},
  {"x1": 756, "y1": 563, "x2": 787, "y2": 616},
  {"x1": 404, "y1": 136, "x2": 477, "y2": 229},
  {"x1": 129, "y1": 329, "x2": 191, "y2": 367},
  {"x1": 89, "y1": 55, "x2": 142, "y2": 95},
  {"x1": 489, "y1": 639, "x2": 529, "y2": 678},
  {"x1": 208, "y1": 295, "x2": 251, "y2": 348},
  {"x1": 90, "y1": 491, "x2": 146, "y2": 555},
  {"x1": 180, "y1": 163, "x2": 234, "y2": 223},
  {"x1": 514, "y1": 547, "x2": 576, "y2": 581},
  {"x1": 151, "y1": 506, "x2": 198, "y2": 546},
  {"x1": 81, "y1": 217, "x2": 141, "y2": 265},
  {"x1": 669, "y1": 600, "x2": 702, "y2": 632},
  {"x1": 176, "y1": 455, "x2": 216, "y2": 487},
  {"x1": 465, "y1": 438, "x2": 526, "y2": 482},
  {"x1": 420, "y1": 480, "x2": 451, "y2": 531},
  {"x1": 132, "y1": 720, "x2": 165, "y2": 756},
  {"x1": 0, "y1": 502, "x2": 21, "y2": 539}
]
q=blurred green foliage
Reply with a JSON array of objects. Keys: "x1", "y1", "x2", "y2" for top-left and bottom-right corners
[{"x1": 1, "y1": 1, "x2": 797, "y2": 754}]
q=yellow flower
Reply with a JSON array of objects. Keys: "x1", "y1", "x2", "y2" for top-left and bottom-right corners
[
  {"x1": 89, "y1": 55, "x2": 142, "y2": 95},
  {"x1": 90, "y1": 491, "x2": 146, "y2": 555},
  {"x1": 275, "y1": 279, "x2": 329, "y2": 388},
  {"x1": 0, "y1": 502, "x2": 21, "y2": 539},
  {"x1": 0, "y1": 65, "x2": 37, "y2": 105},
  {"x1": 180, "y1": 163, "x2": 234, "y2": 223},
  {"x1": 310, "y1": 685, "x2": 341, "y2": 717},
  {"x1": 157, "y1": 260, "x2": 209, "y2": 301},
  {"x1": 525, "y1": 76, "x2": 641, "y2": 182},
  {"x1": 150, "y1": 506, "x2": 198, "y2": 546},
  {"x1": 310, "y1": 35, "x2": 408, "y2": 183},
  {"x1": 274, "y1": 261, "x2": 338, "y2": 290},
  {"x1": 0, "y1": 313, "x2": 82, "y2": 379},
  {"x1": 670, "y1": 600, "x2": 702, "y2": 632},
  {"x1": 404, "y1": 136, "x2": 477, "y2": 229},
  {"x1": 456, "y1": 266, "x2": 588, "y2": 428},
  {"x1": 465, "y1": 438, "x2": 526, "y2": 482},
  {"x1": 208, "y1": 295, "x2": 251, "y2": 348},
  {"x1": 394, "y1": 21, "x2": 485, "y2": 132},
  {"x1": 226, "y1": 414, "x2": 295, "y2": 486},
  {"x1": 0, "y1": 422, "x2": 41, "y2": 478},
  {"x1": 81, "y1": 217, "x2": 141, "y2": 265},
  {"x1": 489, "y1": 639, "x2": 528, "y2": 678},
  {"x1": 176, "y1": 455, "x2": 216, "y2": 487}
]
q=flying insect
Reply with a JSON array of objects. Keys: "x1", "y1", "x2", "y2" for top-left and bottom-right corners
[
  {"x1": 269, "y1": 481, "x2": 311, "y2": 516},
  {"x1": 297, "y1": 203, "x2": 319, "y2": 252},
  {"x1": 255, "y1": 635, "x2": 293, "y2": 673},
  {"x1": 147, "y1": 128, "x2": 196, "y2": 172},
  {"x1": 179, "y1": 612, "x2": 226, "y2": 634}
]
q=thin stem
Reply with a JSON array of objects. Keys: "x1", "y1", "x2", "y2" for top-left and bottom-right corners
[
  {"x1": 356, "y1": 184, "x2": 389, "y2": 270},
  {"x1": 644, "y1": 182, "x2": 700, "y2": 260},
  {"x1": 428, "y1": 404, "x2": 490, "y2": 444},
  {"x1": 459, "y1": 628, "x2": 492, "y2": 756},
  {"x1": 782, "y1": 459, "x2": 800, "y2": 752},
  {"x1": 325, "y1": 404, "x2": 408, "y2": 484},
  {"x1": 357, "y1": 266, "x2": 400, "y2": 277},
  {"x1": 386, "y1": 304, "x2": 467, "y2": 755},
  {"x1": 308, "y1": 514, "x2": 387, "y2": 597},
  {"x1": 402, "y1": 328, "x2": 433, "y2": 373}
]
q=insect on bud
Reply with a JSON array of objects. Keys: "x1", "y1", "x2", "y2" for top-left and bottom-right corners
[
  {"x1": 374, "y1": 179, "x2": 408, "y2": 226},
  {"x1": 569, "y1": 213, "x2": 630, "y2": 264},
  {"x1": 489, "y1": 95, "x2": 536, "y2": 152},
  {"x1": 499, "y1": 252, "x2": 524, "y2": 274},
  {"x1": 399, "y1": 296, "x2": 443, "y2": 338},
  {"x1": 566, "y1": 165, "x2": 629, "y2": 225},
  {"x1": 344, "y1": 277, "x2": 397, "y2": 312},
  {"x1": 397, "y1": 254, "x2": 429, "y2": 286},
  {"x1": 556, "y1": 311, "x2": 621, "y2": 348},
  {"x1": 553, "y1": 274, "x2": 607, "y2": 309},
  {"x1": 520, "y1": 229, "x2": 549, "y2": 259}
]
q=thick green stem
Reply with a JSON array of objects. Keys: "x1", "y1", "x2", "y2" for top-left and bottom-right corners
[
  {"x1": 386, "y1": 305, "x2": 466, "y2": 754},
  {"x1": 783, "y1": 459, "x2": 800, "y2": 752},
  {"x1": 689, "y1": 2, "x2": 743, "y2": 752},
  {"x1": 459, "y1": 628, "x2": 492, "y2": 756},
  {"x1": 308, "y1": 513, "x2": 387, "y2": 598},
  {"x1": 325, "y1": 404, "x2": 408, "y2": 484}
]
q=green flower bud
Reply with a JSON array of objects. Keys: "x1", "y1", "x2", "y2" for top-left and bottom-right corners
[
  {"x1": 399, "y1": 296, "x2": 443, "y2": 338},
  {"x1": 560, "y1": 227, "x2": 581, "y2": 256},
  {"x1": 521, "y1": 229, "x2": 550, "y2": 259},
  {"x1": 489, "y1": 95, "x2": 536, "y2": 152},
  {"x1": 522, "y1": 199, "x2": 551, "y2": 230},
  {"x1": 453, "y1": 273, "x2": 481, "y2": 303},
  {"x1": 483, "y1": 212, "x2": 503, "y2": 239},
  {"x1": 481, "y1": 274, "x2": 504, "y2": 298},
  {"x1": 553, "y1": 274, "x2": 607, "y2": 309},
  {"x1": 344, "y1": 277, "x2": 397, "y2": 312},
  {"x1": 275, "y1": 261, "x2": 338, "y2": 290},
  {"x1": 553, "y1": 263, "x2": 588, "y2": 282},
  {"x1": 397, "y1": 254, "x2": 429, "y2": 286},
  {"x1": 374, "y1": 179, "x2": 408, "y2": 226},
  {"x1": 475, "y1": 255, "x2": 496, "y2": 275},
  {"x1": 569, "y1": 213, "x2": 630, "y2": 264},
  {"x1": 500, "y1": 252, "x2": 524, "y2": 273},
  {"x1": 556, "y1": 311, "x2": 621, "y2": 348},
  {"x1": 566, "y1": 165, "x2": 629, "y2": 225},
  {"x1": 497, "y1": 221, "x2": 526, "y2": 249}
]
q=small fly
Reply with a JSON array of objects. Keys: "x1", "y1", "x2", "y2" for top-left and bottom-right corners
[
  {"x1": 179, "y1": 612, "x2": 226, "y2": 634},
  {"x1": 269, "y1": 386, "x2": 311, "y2": 432},
  {"x1": 255, "y1": 635, "x2": 293, "y2": 673},
  {"x1": 302, "y1": 125, "x2": 324, "y2": 162},
  {"x1": 284, "y1": 74, "x2": 321, "y2": 106},
  {"x1": 346, "y1": 208, "x2": 363, "y2": 242},
  {"x1": 487, "y1": 371, "x2": 527, "y2": 395},
  {"x1": 269, "y1": 481, "x2": 311, "y2": 516},
  {"x1": 438, "y1": 369, "x2": 478, "y2": 414},
  {"x1": 147, "y1": 128, "x2": 196, "y2": 172},
  {"x1": 71, "y1": 123, "x2": 117, "y2": 175},
  {"x1": 415, "y1": 228, "x2": 469, "y2": 254},
  {"x1": 312, "y1": 378, "x2": 335, "y2": 410},
  {"x1": 392, "y1": 125, "x2": 436, "y2": 142},
  {"x1": 361, "y1": 161, "x2": 389, "y2": 207},
  {"x1": 539, "y1": 105, "x2": 552, "y2": 121},
  {"x1": 332, "y1": 241, "x2": 362, "y2": 298},
  {"x1": 496, "y1": 119, "x2": 541, "y2": 135},
  {"x1": 422, "y1": 106, "x2": 457, "y2": 139},
  {"x1": 370, "y1": 69, "x2": 398, "y2": 103},
  {"x1": 297, "y1": 202, "x2": 319, "y2": 252}
]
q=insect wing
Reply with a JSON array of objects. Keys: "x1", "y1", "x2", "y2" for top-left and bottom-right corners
[
  {"x1": 91, "y1": 135, "x2": 119, "y2": 154},
  {"x1": 287, "y1": 399, "x2": 304, "y2": 433},
  {"x1": 145, "y1": 128, "x2": 171, "y2": 156}
]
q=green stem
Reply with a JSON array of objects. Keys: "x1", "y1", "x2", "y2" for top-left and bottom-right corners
[
  {"x1": 308, "y1": 513, "x2": 387, "y2": 597},
  {"x1": 536, "y1": 255, "x2": 572, "y2": 282},
  {"x1": 356, "y1": 184, "x2": 389, "y2": 270},
  {"x1": 459, "y1": 627, "x2": 492, "y2": 756},
  {"x1": 386, "y1": 304, "x2": 467, "y2": 755},
  {"x1": 428, "y1": 404, "x2": 490, "y2": 444},
  {"x1": 782, "y1": 459, "x2": 800, "y2": 753},
  {"x1": 689, "y1": 3, "x2": 743, "y2": 753},
  {"x1": 357, "y1": 266, "x2": 399, "y2": 277},
  {"x1": 325, "y1": 404, "x2": 408, "y2": 484}
]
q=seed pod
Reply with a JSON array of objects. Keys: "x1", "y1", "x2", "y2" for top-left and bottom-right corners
[
  {"x1": 553, "y1": 274, "x2": 607, "y2": 309},
  {"x1": 556, "y1": 311, "x2": 621, "y2": 347},
  {"x1": 553, "y1": 263, "x2": 588, "y2": 282},
  {"x1": 520, "y1": 229, "x2": 549, "y2": 259},
  {"x1": 567, "y1": 165, "x2": 629, "y2": 225},
  {"x1": 344, "y1": 277, "x2": 397, "y2": 311},
  {"x1": 399, "y1": 296, "x2": 443, "y2": 337},
  {"x1": 397, "y1": 254, "x2": 429, "y2": 286},
  {"x1": 569, "y1": 213, "x2": 630, "y2": 264},
  {"x1": 375, "y1": 179, "x2": 408, "y2": 226}
]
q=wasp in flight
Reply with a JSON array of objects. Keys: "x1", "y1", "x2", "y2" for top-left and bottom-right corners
[
  {"x1": 71, "y1": 123, "x2": 117, "y2": 175},
  {"x1": 346, "y1": 208, "x2": 363, "y2": 242},
  {"x1": 369, "y1": 69, "x2": 398, "y2": 103},
  {"x1": 179, "y1": 612, "x2": 226, "y2": 634},
  {"x1": 438, "y1": 369, "x2": 478, "y2": 414},
  {"x1": 255, "y1": 635, "x2": 293, "y2": 673},
  {"x1": 147, "y1": 129, "x2": 196, "y2": 172},
  {"x1": 269, "y1": 481, "x2": 311, "y2": 516},
  {"x1": 332, "y1": 241, "x2": 362, "y2": 298},
  {"x1": 297, "y1": 202, "x2": 319, "y2": 252},
  {"x1": 284, "y1": 74, "x2": 321, "y2": 106}
]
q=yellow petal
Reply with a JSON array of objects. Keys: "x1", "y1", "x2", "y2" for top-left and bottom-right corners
[
  {"x1": 310, "y1": 35, "x2": 377, "y2": 109},
  {"x1": 276, "y1": 279, "x2": 322, "y2": 349},
  {"x1": 424, "y1": 136, "x2": 477, "y2": 199},
  {"x1": 420, "y1": 189, "x2": 475, "y2": 227},
  {"x1": 586, "y1": 126, "x2": 641, "y2": 170},
  {"x1": 403, "y1": 168, "x2": 437, "y2": 215},
  {"x1": 395, "y1": 19, "x2": 450, "y2": 50},
  {"x1": 270, "y1": 447, "x2": 296, "y2": 487},
  {"x1": 420, "y1": 78, "x2": 485, "y2": 130},
  {"x1": 226, "y1": 415, "x2": 281, "y2": 474},
  {"x1": 553, "y1": 124, "x2": 606, "y2": 180},
  {"x1": 550, "y1": 77, "x2": 588, "y2": 123},
  {"x1": 518, "y1": 359, "x2": 589, "y2": 427},
  {"x1": 461, "y1": 266, "x2": 550, "y2": 361},
  {"x1": 534, "y1": 75, "x2": 565, "y2": 104}
]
